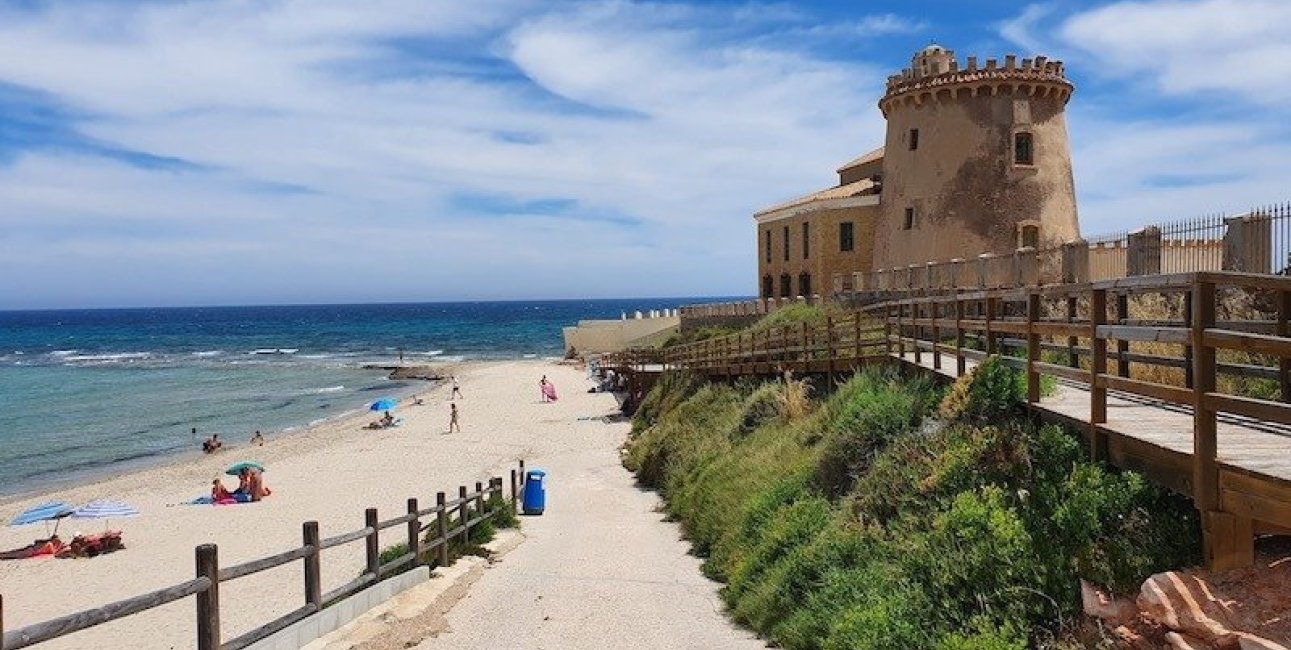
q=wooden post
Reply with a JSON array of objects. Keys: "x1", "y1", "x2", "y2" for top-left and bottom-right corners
[
  {"x1": 799, "y1": 322, "x2": 808, "y2": 369},
  {"x1": 931, "y1": 300, "x2": 942, "y2": 370},
  {"x1": 475, "y1": 481, "x2": 485, "y2": 520},
  {"x1": 912, "y1": 301, "x2": 923, "y2": 364},
  {"x1": 458, "y1": 486, "x2": 470, "y2": 545},
  {"x1": 896, "y1": 304, "x2": 905, "y2": 357},
  {"x1": 826, "y1": 316, "x2": 835, "y2": 379},
  {"x1": 519, "y1": 459, "x2": 526, "y2": 483},
  {"x1": 1066, "y1": 296, "x2": 1079, "y2": 368},
  {"x1": 2, "y1": 593, "x2": 7, "y2": 650},
  {"x1": 853, "y1": 314, "x2": 862, "y2": 368},
  {"x1": 303, "y1": 521, "x2": 322, "y2": 608},
  {"x1": 884, "y1": 304, "x2": 893, "y2": 355},
  {"x1": 195, "y1": 544, "x2": 220, "y2": 650},
  {"x1": 1090, "y1": 288, "x2": 1108, "y2": 460},
  {"x1": 955, "y1": 298, "x2": 966, "y2": 376},
  {"x1": 1116, "y1": 293, "x2": 1131, "y2": 378},
  {"x1": 406, "y1": 498, "x2": 420, "y2": 565},
  {"x1": 985, "y1": 297, "x2": 998, "y2": 355},
  {"x1": 435, "y1": 492, "x2": 449, "y2": 567},
  {"x1": 1191, "y1": 281, "x2": 1218, "y2": 513},
  {"x1": 1280, "y1": 290, "x2": 1291, "y2": 401},
  {"x1": 1184, "y1": 291, "x2": 1195, "y2": 389},
  {"x1": 1026, "y1": 292, "x2": 1041, "y2": 403},
  {"x1": 365, "y1": 508, "x2": 380, "y2": 577},
  {"x1": 510, "y1": 469, "x2": 519, "y2": 514}
]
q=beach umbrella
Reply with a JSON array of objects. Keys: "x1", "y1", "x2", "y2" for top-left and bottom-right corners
[
  {"x1": 370, "y1": 397, "x2": 398, "y2": 412},
  {"x1": 8, "y1": 502, "x2": 73, "y2": 527},
  {"x1": 9, "y1": 501, "x2": 74, "y2": 537},
  {"x1": 71, "y1": 500, "x2": 139, "y2": 520},
  {"x1": 225, "y1": 461, "x2": 266, "y2": 476},
  {"x1": 72, "y1": 500, "x2": 139, "y2": 533}
]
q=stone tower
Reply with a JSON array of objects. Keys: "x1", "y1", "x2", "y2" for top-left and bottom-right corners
[{"x1": 870, "y1": 45, "x2": 1080, "y2": 271}]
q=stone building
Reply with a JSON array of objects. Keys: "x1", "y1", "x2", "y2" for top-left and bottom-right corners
[{"x1": 755, "y1": 45, "x2": 1080, "y2": 297}]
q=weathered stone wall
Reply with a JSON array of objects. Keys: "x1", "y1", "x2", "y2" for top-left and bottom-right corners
[
  {"x1": 756, "y1": 203, "x2": 880, "y2": 298},
  {"x1": 872, "y1": 86, "x2": 1079, "y2": 271}
]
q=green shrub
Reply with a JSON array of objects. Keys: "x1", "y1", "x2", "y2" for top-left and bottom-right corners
[
  {"x1": 737, "y1": 383, "x2": 783, "y2": 436},
  {"x1": 814, "y1": 371, "x2": 936, "y2": 499},
  {"x1": 746, "y1": 303, "x2": 842, "y2": 335},
  {"x1": 939, "y1": 356, "x2": 1027, "y2": 423}
]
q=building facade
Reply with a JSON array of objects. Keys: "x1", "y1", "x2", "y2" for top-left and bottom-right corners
[{"x1": 755, "y1": 45, "x2": 1080, "y2": 297}]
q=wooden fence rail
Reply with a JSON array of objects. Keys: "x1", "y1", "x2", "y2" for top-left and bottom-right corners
[
  {"x1": 624, "y1": 271, "x2": 1291, "y2": 572},
  {"x1": 1, "y1": 464, "x2": 524, "y2": 650}
]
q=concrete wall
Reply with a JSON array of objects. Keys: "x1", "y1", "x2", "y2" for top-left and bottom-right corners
[
  {"x1": 756, "y1": 203, "x2": 880, "y2": 298},
  {"x1": 872, "y1": 86, "x2": 1079, "y2": 270},
  {"x1": 562, "y1": 315, "x2": 680, "y2": 355}
]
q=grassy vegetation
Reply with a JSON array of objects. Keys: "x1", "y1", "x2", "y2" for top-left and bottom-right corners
[
  {"x1": 374, "y1": 493, "x2": 519, "y2": 576},
  {"x1": 625, "y1": 359, "x2": 1200, "y2": 648}
]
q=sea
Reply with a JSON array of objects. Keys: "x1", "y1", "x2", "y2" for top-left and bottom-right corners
[{"x1": 0, "y1": 299, "x2": 726, "y2": 498}]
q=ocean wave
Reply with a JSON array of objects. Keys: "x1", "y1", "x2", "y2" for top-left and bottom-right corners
[
  {"x1": 316, "y1": 385, "x2": 345, "y2": 394},
  {"x1": 63, "y1": 352, "x2": 153, "y2": 363},
  {"x1": 50, "y1": 350, "x2": 78, "y2": 356},
  {"x1": 192, "y1": 350, "x2": 223, "y2": 357},
  {"x1": 522, "y1": 354, "x2": 537, "y2": 358},
  {"x1": 249, "y1": 348, "x2": 299, "y2": 355},
  {"x1": 418, "y1": 350, "x2": 444, "y2": 357}
]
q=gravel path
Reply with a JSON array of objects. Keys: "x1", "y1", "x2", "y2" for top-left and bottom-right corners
[{"x1": 412, "y1": 392, "x2": 765, "y2": 650}]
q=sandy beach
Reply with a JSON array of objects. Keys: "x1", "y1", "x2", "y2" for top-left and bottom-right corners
[{"x1": 0, "y1": 360, "x2": 609, "y2": 650}]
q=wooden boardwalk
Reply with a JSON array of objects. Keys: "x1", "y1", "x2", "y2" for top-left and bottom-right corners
[{"x1": 606, "y1": 271, "x2": 1291, "y2": 570}]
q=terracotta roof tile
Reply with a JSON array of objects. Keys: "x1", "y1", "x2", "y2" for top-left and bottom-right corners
[{"x1": 836, "y1": 146, "x2": 885, "y2": 173}]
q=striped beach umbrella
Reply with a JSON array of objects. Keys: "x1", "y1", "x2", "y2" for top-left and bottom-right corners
[
  {"x1": 8, "y1": 502, "x2": 74, "y2": 526},
  {"x1": 71, "y1": 501, "x2": 139, "y2": 520}
]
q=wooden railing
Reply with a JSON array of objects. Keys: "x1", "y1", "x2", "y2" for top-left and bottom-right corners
[
  {"x1": 639, "y1": 271, "x2": 1291, "y2": 570},
  {"x1": 0, "y1": 462, "x2": 527, "y2": 650}
]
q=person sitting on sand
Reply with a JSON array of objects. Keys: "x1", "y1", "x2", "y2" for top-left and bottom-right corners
[
  {"x1": 250, "y1": 430, "x2": 265, "y2": 446},
  {"x1": 202, "y1": 433, "x2": 223, "y2": 454},
  {"x1": 211, "y1": 478, "x2": 232, "y2": 501},
  {"x1": 413, "y1": 396, "x2": 425, "y2": 406},
  {"x1": 380, "y1": 411, "x2": 395, "y2": 427}
]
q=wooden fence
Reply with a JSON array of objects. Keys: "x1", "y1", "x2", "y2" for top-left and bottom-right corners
[
  {"x1": 639, "y1": 271, "x2": 1291, "y2": 570},
  {"x1": 0, "y1": 461, "x2": 527, "y2": 650}
]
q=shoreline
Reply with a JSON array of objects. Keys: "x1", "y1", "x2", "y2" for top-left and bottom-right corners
[
  {"x1": 0, "y1": 358, "x2": 597, "y2": 649},
  {"x1": 0, "y1": 365, "x2": 456, "y2": 507}
]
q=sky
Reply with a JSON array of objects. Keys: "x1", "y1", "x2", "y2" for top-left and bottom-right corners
[{"x1": 0, "y1": 0, "x2": 1287, "y2": 309}]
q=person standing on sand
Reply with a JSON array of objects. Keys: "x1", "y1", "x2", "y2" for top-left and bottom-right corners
[
  {"x1": 451, "y1": 375, "x2": 462, "y2": 400},
  {"x1": 448, "y1": 403, "x2": 461, "y2": 433},
  {"x1": 539, "y1": 375, "x2": 549, "y2": 403},
  {"x1": 250, "y1": 430, "x2": 265, "y2": 446}
]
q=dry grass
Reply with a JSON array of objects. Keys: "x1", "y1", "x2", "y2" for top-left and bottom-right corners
[{"x1": 779, "y1": 373, "x2": 813, "y2": 420}]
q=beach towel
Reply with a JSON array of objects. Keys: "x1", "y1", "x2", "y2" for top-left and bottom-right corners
[{"x1": 543, "y1": 383, "x2": 558, "y2": 401}]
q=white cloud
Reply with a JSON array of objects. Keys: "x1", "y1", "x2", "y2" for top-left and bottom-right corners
[{"x1": 0, "y1": 0, "x2": 898, "y2": 308}]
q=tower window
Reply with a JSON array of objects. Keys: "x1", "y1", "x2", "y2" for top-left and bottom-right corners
[
  {"x1": 1021, "y1": 224, "x2": 1040, "y2": 249},
  {"x1": 903, "y1": 207, "x2": 916, "y2": 230},
  {"x1": 802, "y1": 222, "x2": 810, "y2": 259},
  {"x1": 839, "y1": 222, "x2": 854, "y2": 252},
  {"x1": 909, "y1": 128, "x2": 919, "y2": 151},
  {"x1": 1014, "y1": 132, "x2": 1034, "y2": 166},
  {"x1": 762, "y1": 275, "x2": 773, "y2": 299},
  {"x1": 779, "y1": 273, "x2": 791, "y2": 298},
  {"x1": 798, "y1": 273, "x2": 812, "y2": 297},
  {"x1": 782, "y1": 226, "x2": 790, "y2": 261},
  {"x1": 764, "y1": 229, "x2": 771, "y2": 263}
]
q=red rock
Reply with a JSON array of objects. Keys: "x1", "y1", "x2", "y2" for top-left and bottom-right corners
[
  {"x1": 1239, "y1": 633, "x2": 1290, "y2": 650},
  {"x1": 1139, "y1": 571, "x2": 1240, "y2": 648},
  {"x1": 1166, "y1": 631, "x2": 1214, "y2": 649}
]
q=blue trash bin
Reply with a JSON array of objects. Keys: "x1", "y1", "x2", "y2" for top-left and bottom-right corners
[{"x1": 522, "y1": 469, "x2": 546, "y2": 515}]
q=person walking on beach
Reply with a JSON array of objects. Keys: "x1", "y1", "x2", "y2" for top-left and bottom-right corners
[
  {"x1": 451, "y1": 375, "x2": 462, "y2": 401},
  {"x1": 448, "y1": 403, "x2": 461, "y2": 433}
]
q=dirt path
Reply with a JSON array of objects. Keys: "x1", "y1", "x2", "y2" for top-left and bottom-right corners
[{"x1": 411, "y1": 392, "x2": 764, "y2": 650}]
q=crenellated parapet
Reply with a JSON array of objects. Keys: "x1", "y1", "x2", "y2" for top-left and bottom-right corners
[{"x1": 879, "y1": 48, "x2": 1074, "y2": 116}]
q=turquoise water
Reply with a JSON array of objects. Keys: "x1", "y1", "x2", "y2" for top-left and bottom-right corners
[{"x1": 0, "y1": 299, "x2": 718, "y2": 496}]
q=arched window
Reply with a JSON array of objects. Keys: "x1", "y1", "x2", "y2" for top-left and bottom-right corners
[
  {"x1": 798, "y1": 273, "x2": 812, "y2": 297},
  {"x1": 779, "y1": 274, "x2": 792, "y2": 298},
  {"x1": 762, "y1": 275, "x2": 774, "y2": 299},
  {"x1": 1014, "y1": 132, "x2": 1034, "y2": 166}
]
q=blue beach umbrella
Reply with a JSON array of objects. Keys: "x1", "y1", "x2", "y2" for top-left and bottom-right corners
[
  {"x1": 8, "y1": 502, "x2": 73, "y2": 527},
  {"x1": 370, "y1": 397, "x2": 398, "y2": 412}
]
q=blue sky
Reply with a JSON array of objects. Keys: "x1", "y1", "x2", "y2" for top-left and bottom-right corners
[{"x1": 0, "y1": 0, "x2": 1287, "y2": 309}]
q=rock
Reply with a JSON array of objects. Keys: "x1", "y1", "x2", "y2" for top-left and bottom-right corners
[
  {"x1": 1082, "y1": 579, "x2": 1139, "y2": 625},
  {"x1": 1139, "y1": 571, "x2": 1240, "y2": 648},
  {"x1": 1239, "y1": 633, "x2": 1291, "y2": 650},
  {"x1": 1166, "y1": 631, "x2": 1214, "y2": 649}
]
